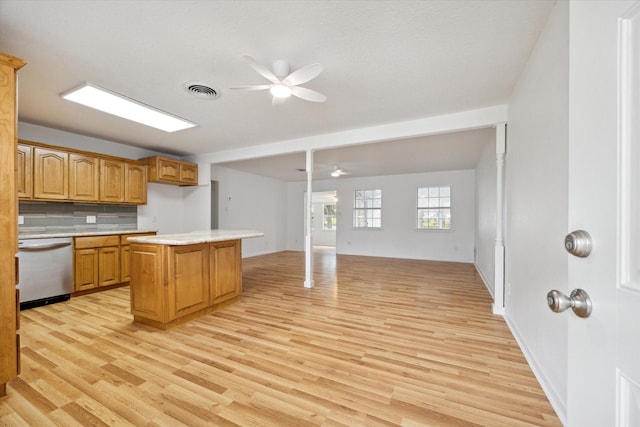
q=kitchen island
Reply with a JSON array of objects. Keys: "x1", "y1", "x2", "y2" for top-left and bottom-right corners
[{"x1": 128, "y1": 230, "x2": 263, "y2": 330}]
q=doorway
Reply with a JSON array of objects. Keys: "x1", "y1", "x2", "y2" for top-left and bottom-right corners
[
  {"x1": 310, "y1": 191, "x2": 337, "y2": 249},
  {"x1": 210, "y1": 180, "x2": 219, "y2": 229}
]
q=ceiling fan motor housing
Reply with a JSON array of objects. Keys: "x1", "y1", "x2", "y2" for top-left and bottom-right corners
[{"x1": 272, "y1": 59, "x2": 290, "y2": 79}]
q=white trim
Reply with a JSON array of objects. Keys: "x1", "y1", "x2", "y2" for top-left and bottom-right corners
[
  {"x1": 190, "y1": 105, "x2": 508, "y2": 164},
  {"x1": 304, "y1": 150, "x2": 314, "y2": 288},
  {"x1": 504, "y1": 313, "x2": 568, "y2": 426},
  {"x1": 474, "y1": 261, "x2": 494, "y2": 298}
]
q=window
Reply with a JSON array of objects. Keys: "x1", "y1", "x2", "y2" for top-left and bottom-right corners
[
  {"x1": 353, "y1": 189, "x2": 382, "y2": 228},
  {"x1": 417, "y1": 186, "x2": 451, "y2": 229},
  {"x1": 322, "y1": 204, "x2": 337, "y2": 230}
]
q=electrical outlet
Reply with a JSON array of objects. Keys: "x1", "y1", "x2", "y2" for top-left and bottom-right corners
[
  {"x1": 86, "y1": 215, "x2": 97, "y2": 224},
  {"x1": 18, "y1": 215, "x2": 24, "y2": 225}
]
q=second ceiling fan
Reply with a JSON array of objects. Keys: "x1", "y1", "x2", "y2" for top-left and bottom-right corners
[{"x1": 231, "y1": 55, "x2": 327, "y2": 105}]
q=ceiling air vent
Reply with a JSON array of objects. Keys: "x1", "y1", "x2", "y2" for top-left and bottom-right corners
[{"x1": 184, "y1": 81, "x2": 220, "y2": 99}]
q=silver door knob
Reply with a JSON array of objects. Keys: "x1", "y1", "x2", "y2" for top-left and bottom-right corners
[
  {"x1": 564, "y1": 230, "x2": 592, "y2": 257},
  {"x1": 547, "y1": 288, "x2": 592, "y2": 318}
]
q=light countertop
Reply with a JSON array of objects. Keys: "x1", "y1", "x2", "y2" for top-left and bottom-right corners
[
  {"x1": 18, "y1": 229, "x2": 158, "y2": 239},
  {"x1": 127, "y1": 229, "x2": 264, "y2": 245}
]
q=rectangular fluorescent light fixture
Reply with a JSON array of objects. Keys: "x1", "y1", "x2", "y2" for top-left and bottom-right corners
[{"x1": 61, "y1": 82, "x2": 197, "y2": 133}]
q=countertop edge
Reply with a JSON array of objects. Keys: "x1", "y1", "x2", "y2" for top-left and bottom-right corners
[
  {"x1": 128, "y1": 230, "x2": 264, "y2": 245},
  {"x1": 19, "y1": 229, "x2": 159, "y2": 239}
]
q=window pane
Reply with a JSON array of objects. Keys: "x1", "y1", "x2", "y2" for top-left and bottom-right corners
[
  {"x1": 353, "y1": 189, "x2": 382, "y2": 228},
  {"x1": 417, "y1": 186, "x2": 451, "y2": 229}
]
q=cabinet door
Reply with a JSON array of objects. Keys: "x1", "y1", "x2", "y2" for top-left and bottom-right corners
[
  {"x1": 69, "y1": 153, "x2": 99, "y2": 201},
  {"x1": 130, "y1": 244, "x2": 164, "y2": 322},
  {"x1": 167, "y1": 244, "x2": 209, "y2": 320},
  {"x1": 179, "y1": 163, "x2": 198, "y2": 185},
  {"x1": 120, "y1": 245, "x2": 131, "y2": 283},
  {"x1": 17, "y1": 144, "x2": 32, "y2": 199},
  {"x1": 100, "y1": 159, "x2": 125, "y2": 203},
  {"x1": 74, "y1": 249, "x2": 98, "y2": 291},
  {"x1": 33, "y1": 147, "x2": 68, "y2": 200},
  {"x1": 124, "y1": 163, "x2": 147, "y2": 204},
  {"x1": 158, "y1": 158, "x2": 179, "y2": 182},
  {"x1": 98, "y1": 247, "x2": 120, "y2": 287},
  {"x1": 210, "y1": 240, "x2": 241, "y2": 305}
]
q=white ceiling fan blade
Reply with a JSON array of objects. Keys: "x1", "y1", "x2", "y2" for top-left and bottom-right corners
[
  {"x1": 242, "y1": 55, "x2": 280, "y2": 84},
  {"x1": 230, "y1": 85, "x2": 272, "y2": 91},
  {"x1": 291, "y1": 86, "x2": 327, "y2": 103},
  {"x1": 283, "y1": 63, "x2": 323, "y2": 86}
]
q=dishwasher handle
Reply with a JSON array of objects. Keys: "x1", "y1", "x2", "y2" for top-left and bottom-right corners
[{"x1": 19, "y1": 242, "x2": 72, "y2": 251}]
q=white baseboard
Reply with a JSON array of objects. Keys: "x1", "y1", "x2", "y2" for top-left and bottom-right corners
[
  {"x1": 474, "y1": 262, "x2": 494, "y2": 298},
  {"x1": 503, "y1": 314, "x2": 567, "y2": 426}
]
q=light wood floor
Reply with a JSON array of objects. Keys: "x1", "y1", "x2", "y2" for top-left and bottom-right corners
[{"x1": 0, "y1": 250, "x2": 561, "y2": 426}]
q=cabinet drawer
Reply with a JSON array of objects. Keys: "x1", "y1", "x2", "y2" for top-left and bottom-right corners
[{"x1": 74, "y1": 235, "x2": 119, "y2": 249}]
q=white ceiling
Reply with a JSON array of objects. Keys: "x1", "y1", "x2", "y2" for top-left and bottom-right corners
[{"x1": 0, "y1": 0, "x2": 554, "y2": 180}]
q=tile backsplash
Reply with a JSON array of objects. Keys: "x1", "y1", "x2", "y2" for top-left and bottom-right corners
[{"x1": 19, "y1": 201, "x2": 137, "y2": 234}]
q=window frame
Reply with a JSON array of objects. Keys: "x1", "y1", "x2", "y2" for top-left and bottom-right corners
[
  {"x1": 322, "y1": 203, "x2": 337, "y2": 231},
  {"x1": 353, "y1": 189, "x2": 383, "y2": 229},
  {"x1": 416, "y1": 185, "x2": 452, "y2": 230}
]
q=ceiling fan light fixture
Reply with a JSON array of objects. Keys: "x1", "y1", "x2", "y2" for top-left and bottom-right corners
[
  {"x1": 331, "y1": 165, "x2": 345, "y2": 177},
  {"x1": 270, "y1": 84, "x2": 292, "y2": 99}
]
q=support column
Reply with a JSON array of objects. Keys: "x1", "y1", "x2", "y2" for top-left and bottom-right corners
[
  {"x1": 493, "y1": 123, "x2": 506, "y2": 315},
  {"x1": 304, "y1": 150, "x2": 314, "y2": 288}
]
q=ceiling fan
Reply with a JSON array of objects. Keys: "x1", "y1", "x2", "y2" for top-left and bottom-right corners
[
  {"x1": 231, "y1": 55, "x2": 327, "y2": 105},
  {"x1": 331, "y1": 165, "x2": 349, "y2": 177}
]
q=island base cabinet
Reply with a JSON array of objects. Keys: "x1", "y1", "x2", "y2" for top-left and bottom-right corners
[
  {"x1": 210, "y1": 241, "x2": 241, "y2": 305},
  {"x1": 130, "y1": 240, "x2": 242, "y2": 330},
  {"x1": 130, "y1": 244, "x2": 165, "y2": 323},
  {"x1": 167, "y1": 244, "x2": 210, "y2": 321}
]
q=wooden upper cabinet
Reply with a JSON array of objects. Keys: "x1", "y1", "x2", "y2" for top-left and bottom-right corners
[
  {"x1": 18, "y1": 141, "x2": 148, "y2": 205},
  {"x1": 124, "y1": 163, "x2": 147, "y2": 205},
  {"x1": 69, "y1": 153, "x2": 99, "y2": 201},
  {"x1": 180, "y1": 163, "x2": 198, "y2": 185},
  {"x1": 142, "y1": 156, "x2": 198, "y2": 186},
  {"x1": 100, "y1": 159, "x2": 125, "y2": 203},
  {"x1": 157, "y1": 158, "x2": 180, "y2": 182},
  {"x1": 33, "y1": 147, "x2": 69, "y2": 200},
  {"x1": 16, "y1": 144, "x2": 32, "y2": 199}
]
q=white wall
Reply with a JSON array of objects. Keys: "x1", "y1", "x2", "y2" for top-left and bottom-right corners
[
  {"x1": 504, "y1": 1, "x2": 569, "y2": 422},
  {"x1": 18, "y1": 122, "x2": 185, "y2": 235},
  {"x1": 474, "y1": 140, "x2": 496, "y2": 295},
  {"x1": 210, "y1": 165, "x2": 288, "y2": 257},
  {"x1": 288, "y1": 169, "x2": 476, "y2": 263}
]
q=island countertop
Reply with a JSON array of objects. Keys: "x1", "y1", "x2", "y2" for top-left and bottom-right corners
[{"x1": 127, "y1": 229, "x2": 264, "y2": 245}]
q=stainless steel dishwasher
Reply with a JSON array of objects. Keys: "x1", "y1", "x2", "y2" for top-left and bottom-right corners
[{"x1": 17, "y1": 237, "x2": 73, "y2": 310}]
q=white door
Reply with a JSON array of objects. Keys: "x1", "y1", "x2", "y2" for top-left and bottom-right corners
[{"x1": 566, "y1": 1, "x2": 640, "y2": 425}]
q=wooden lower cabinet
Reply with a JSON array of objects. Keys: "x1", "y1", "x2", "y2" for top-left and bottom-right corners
[
  {"x1": 210, "y1": 240, "x2": 241, "y2": 305},
  {"x1": 74, "y1": 248, "x2": 99, "y2": 291},
  {"x1": 73, "y1": 232, "x2": 155, "y2": 294},
  {"x1": 98, "y1": 247, "x2": 120, "y2": 287},
  {"x1": 130, "y1": 239, "x2": 242, "y2": 329},
  {"x1": 167, "y1": 244, "x2": 210, "y2": 321}
]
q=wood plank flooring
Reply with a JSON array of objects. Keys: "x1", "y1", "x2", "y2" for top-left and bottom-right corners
[{"x1": 0, "y1": 249, "x2": 561, "y2": 426}]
